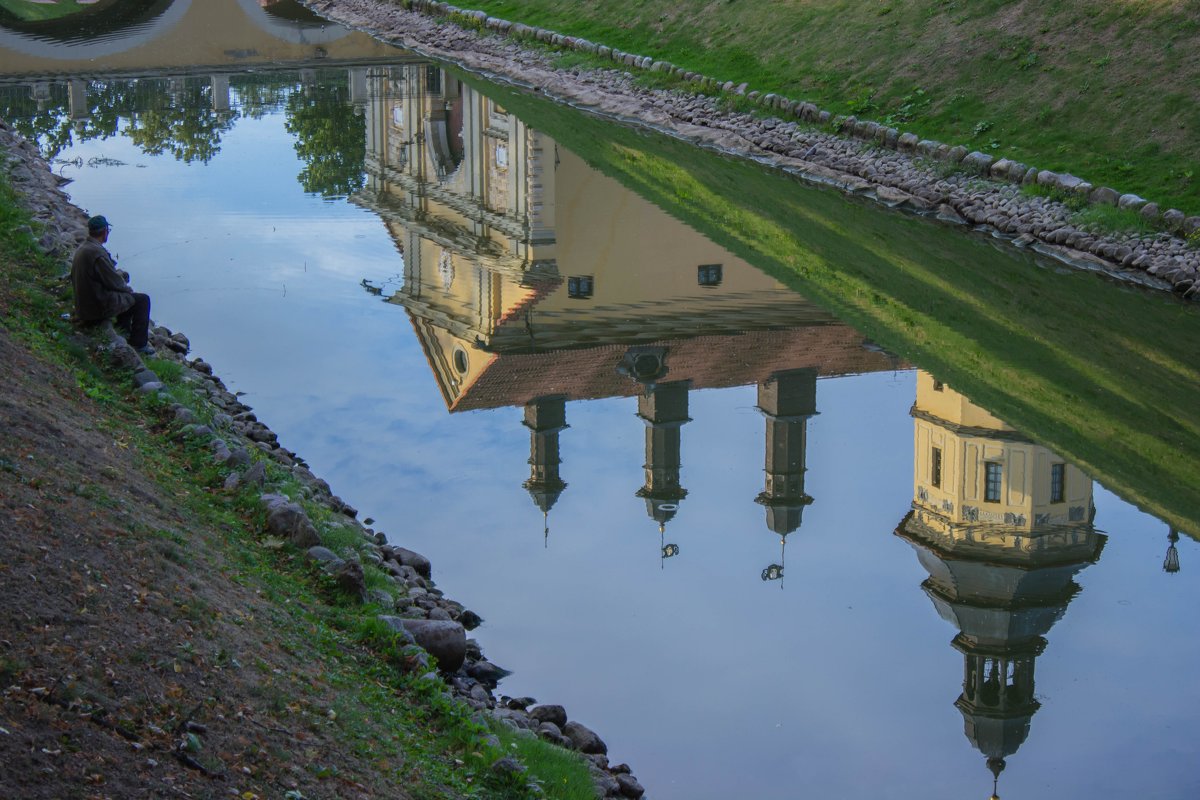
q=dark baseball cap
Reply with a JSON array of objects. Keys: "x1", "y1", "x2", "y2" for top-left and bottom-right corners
[{"x1": 87, "y1": 215, "x2": 112, "y2": 233}]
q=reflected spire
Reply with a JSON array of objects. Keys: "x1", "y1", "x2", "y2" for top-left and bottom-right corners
[
  {"x1": 522, "y1": 396, "x2": 568, "y2": 544},
  {"x1": 634, "y1": 379, "x2": 691, "y2": 541},
  {"x1": 755, "y1": 369, "x2": 817, "y2": 584},
  {"x1": 1164, "y1": 528, "x2": 1181, "y2": 573}
]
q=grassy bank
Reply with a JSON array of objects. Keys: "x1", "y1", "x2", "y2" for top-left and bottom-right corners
[
  {"x1": 455, "y1": 0, "x2": 1200, "y2": 215},
  {"x1": 467, "y1": 69, "x2": 1200, "y2": 538},
  {"x1": 0, "y1": 176, "x2": 597, "y2": 797}
]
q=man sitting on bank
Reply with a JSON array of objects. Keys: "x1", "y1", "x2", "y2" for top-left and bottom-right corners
[{"x1": 72, "y1": 214, "x2": 153, "y2": 355}]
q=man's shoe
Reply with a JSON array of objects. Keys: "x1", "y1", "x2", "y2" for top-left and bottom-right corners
[{"x1": 135, "y1": 344, "x2": 155, "y2": 356}]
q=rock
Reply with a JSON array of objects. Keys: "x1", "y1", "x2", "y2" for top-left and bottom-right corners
[
  {"x1": 506, "y1": 696, "x2": 536, "y2": 710},
  {"x1": 392, "y1": 547, "x2": 432, "y2": 578},
  {"x1": 167, "y1": 332, "x2": 190, "y2": 354},
  {"x1": 1051, "y1": 173, "x2": 1089, "y2": 194},
  {"x1": 132, "y1": 369, "x2": 159, "y2": 387},
  {"x1": 375, "y1": 615, "x2": 418, "y2": 646},
  {"x1": 1184, "y1": 217, "x2": 1200, "y2": 236},
  {"x1": 174, "y1": 406, "x2": 198, "y2": 425},
  {"x1": 392, "y1": 619, "x2": 466, "y2": 672},
  {"x1": 366, "y1": 588, "x2": 394, "y2": 608},
  {"x1": 458, "y1": 609, "x2": 483, "y2": 630},
  {"x1": 935, "y1": 204, "x2": 967, "y2": 225},
  {"x1": 1162, "y1": 208, "x2": 1186, "y2": 232},
  {"x1": 616, "y1": 774, "x2": 645, "y2": 798},
  {"x1": 333, "y1": 560, "x2": 367, "y2": 602},
  {"x1": 222, "y1": 473, "x2": 240, "y2": 491},
  {"x1": 874, "y1": 186, "x2": 912, "y2": 208},
  {"x1": 1090, "y1": 186, "x2": 1120, "y2": 206},
  {"x1": 428, "y1": 606, "x2": 452, "y2": 621},
  {"x1": 465, "y1": 659, "x2": 511, "y2": 687},
  {"x1": 529, "y1": 704, "x2": 568, "y2": 727},
  {"x1": 1118, "y1": 193, "x2": 1147, "y2": 211},
  {"x1": 988, "y1": 158, "x2": 1012, "y2": 179},
  {"x1": 960, "y1": 151, "x2": 995, "y2": 175},
  {"x1": 241, "y1": 461, "x2": 267, "y2": 487},
  {"x1": 944, "y1": 145, "x2": 968, "y2": 163},
  {"x1": 264, "y1": 499, "x2": 321, "y2": 548},
  {"x1": 224, "y1": 447, "x2": 252, "y2": 468},
  {"x1": 538, "y1": 722, "x2": 571, "y2": 747},
  {"x1": 306, "y1": 546, "x2": 341, "y2": 565},
  {"x1": 589, "y1": 766, "x2": 621, "y2": 796},
  {"x1": 897, "y1": 132, "x2": 919, "y2": 152},
  {"x1": 491, "y1": 756, "x2": 525, "y2": 779},
  {"x1": 492, "y1": 708, "x2": 535, "y2": 730},
  {"x1": 1140, "y1": 203, "x2": 1161, "y2": 222}
]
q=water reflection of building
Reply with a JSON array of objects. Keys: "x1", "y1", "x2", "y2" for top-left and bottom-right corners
[
  {"x1": 896, "y1": 371, "x2": 1105, "y2": 798},
  {"x1": 353, "y1": 63, "x2": 903, "y2": 554}
]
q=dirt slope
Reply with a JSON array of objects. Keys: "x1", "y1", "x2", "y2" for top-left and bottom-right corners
[{"x1": 0, "y1": 327, "x2": 407, "y2": 799}]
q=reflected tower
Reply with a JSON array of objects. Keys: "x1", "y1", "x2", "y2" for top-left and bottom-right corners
[
  {"x1": 635, "y1": 379, "x2": 691, "y2": 560},
  {"x1": 896, "y1": 372, "x2": 1105, "y2": 797},
  {"x1": 756, "y1": 369, "x2": 817, "y2": 584},
  {"x1": 523, "y1": 396, "x2": 568, "y2": 545}
]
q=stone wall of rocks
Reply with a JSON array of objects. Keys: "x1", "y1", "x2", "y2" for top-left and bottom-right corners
[
  {"x1": 312, "y1": 0, "x2": 1200, "y2": 297},
  {"x1": 0, "y1": 119, "x2": 645, "y2": 799}
]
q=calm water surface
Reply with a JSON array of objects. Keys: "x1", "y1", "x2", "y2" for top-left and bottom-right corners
[{"x1": 2, "y1": 6, "x2": 1199, "y2": 798}]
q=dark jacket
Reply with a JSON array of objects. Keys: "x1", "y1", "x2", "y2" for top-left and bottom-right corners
[{"x1": 72, "y1": 238, "x2": 135, "y2": 322}]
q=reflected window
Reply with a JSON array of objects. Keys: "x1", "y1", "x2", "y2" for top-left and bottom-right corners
[
  {"x1": 697, "y1": 263, "x2": 723, "y2": 287},
  {"x1": 1050, "y1": 463, "x2": 1066, "y2": 503},
  {"x1": 984, "y1": 462, "x2": 1002, "y2": 502},
  {"x1": 931, "y1": 447, "x2": 942, "y2": 489},
  {"x1": 495, "y1": 143, "x2": 508, "y2": 169},
  {"x1": 567, "y1": 276, "x2": 594, "y2": 299}
]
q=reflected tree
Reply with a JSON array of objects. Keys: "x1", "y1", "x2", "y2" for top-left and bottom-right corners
[
  {"x1": 0, "y1": 78, "x2": 237, "y2": 164},
  {"x1": 284, "y1": 77, "x2": 365, "y2": 199},
  {"x1": 125, "y1": 79, "x2": 235, "y2": 163}
]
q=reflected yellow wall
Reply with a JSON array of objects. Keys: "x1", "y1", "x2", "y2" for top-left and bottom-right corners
[
  {"x1": 361, "y1": 64, "x2": 802, "y2": 336},
  {"x1": 912, "y1": 371, "x2": 1092, "y2": 530},
  {"x1": 0, "y1": 0, "x2": 402, "y2": 75}
]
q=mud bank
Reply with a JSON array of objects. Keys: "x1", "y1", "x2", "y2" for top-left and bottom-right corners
[
  {"x1": 306, "y1": 0, "x2": 1200, "y2": 298},
  {"x1": 0, "y1": 118, "x2": 646, "y2": 798}
]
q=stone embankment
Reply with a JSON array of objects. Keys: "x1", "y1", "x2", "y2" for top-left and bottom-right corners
[
  {"x1": 308, "y1": 0, "x2": 1200, "y2": 298},
  {"x1": 0, "y1": 119, "x2": 645, "y2": 799}
]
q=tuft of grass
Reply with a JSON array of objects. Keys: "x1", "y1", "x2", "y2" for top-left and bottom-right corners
[{"x1": 1073, "y1": 203, "x2": 1153, "y2": 235}]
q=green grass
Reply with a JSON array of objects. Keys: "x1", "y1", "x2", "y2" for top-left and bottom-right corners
[
  {"x1": 463, "y1": 68, "x2": 1200, "y2": 538},
  {"x1": 460, "y1": 0, "x2": 1200, "y2": 215},
  {"x1": 0, "y1": 0, "x2": 105, "y2": 23}
]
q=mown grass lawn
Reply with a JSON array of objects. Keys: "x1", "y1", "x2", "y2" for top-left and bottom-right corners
[
  {"x1": 0, "y1": 0, "x2": 109, "y2": 23},
  {"x1": 465, "y1": 0, "x2": 1200, "y2": 215}
]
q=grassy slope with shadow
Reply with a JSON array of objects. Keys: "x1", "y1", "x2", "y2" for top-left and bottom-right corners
[
  {"x1": 459, "y1": 0, "x2": 1200, "y2": 215},
  {"x1": 467, "y1": 70, "x2": 1200, "y2": 538}
]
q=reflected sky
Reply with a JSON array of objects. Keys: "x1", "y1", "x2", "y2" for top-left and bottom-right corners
[{"x1": 5, "y1": 63, "x2": 1199, "y2": 799}]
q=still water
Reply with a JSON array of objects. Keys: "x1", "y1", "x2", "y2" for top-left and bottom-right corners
[{"x1": 2, "y1": 4, "x2": 1199, "y2": 798}]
